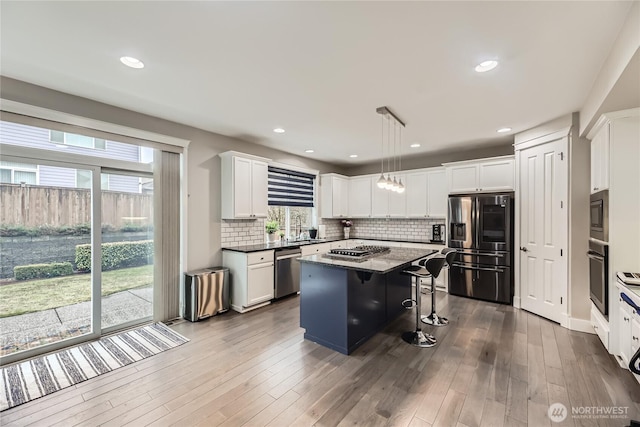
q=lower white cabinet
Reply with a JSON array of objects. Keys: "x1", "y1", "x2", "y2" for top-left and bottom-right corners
[
  {"x1": 616, "y1": 282, "x2": 640, "y2": 384},
  {"x1": 591, "y1": 303, "x2": 610, "y2": 351},
  {"x1": 301, "y1": 242, "x2": 332, "y2": 256},
  {"x1": 223, "y1": 249, "x2": 274, "y2": 313}
]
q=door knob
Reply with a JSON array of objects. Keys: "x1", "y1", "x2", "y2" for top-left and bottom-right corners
[{"x1": 520, "y1": 246, "x2": 529, "y2": 252}]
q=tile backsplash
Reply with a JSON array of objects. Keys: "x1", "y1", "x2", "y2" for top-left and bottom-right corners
[
  {"x1": 222, "y1": 217, "x2": 446, "y2": 247},
  {"x1": 319, "y1": 218, "x2": 445, "y2": 242},
  {"x1": 221, "y1": 219, "x2": 266, "y2": 246}
]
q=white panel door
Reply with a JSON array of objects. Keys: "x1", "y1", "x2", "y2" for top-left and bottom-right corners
[
  {"x1": 233, "y1": 156, "x2": 253, "y2": 218},
  {"x1": 251, "y1": 160, "x2": 269, "y2": 218},
  {"x1": 519, "y1": 137, "x2": 567, "y2": 323}
]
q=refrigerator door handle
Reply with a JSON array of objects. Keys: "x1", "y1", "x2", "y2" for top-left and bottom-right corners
[{"x1": 451, "y1": 263, "x2": 506, "y2": 273}]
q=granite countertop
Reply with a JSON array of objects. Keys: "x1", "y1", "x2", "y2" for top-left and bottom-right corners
[
  {"x1": 297, "y1": 247, "x2": 438, "y2": 274},
  {"x1": 222, "y1": 237, "x2": 445, "y2": 253},
  {"x1": 222, "y1": 238, "x2": 342, "y2": 253}
]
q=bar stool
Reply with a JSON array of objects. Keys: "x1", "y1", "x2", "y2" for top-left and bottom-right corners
[
  {"x1": 401, "y1": 256, "x2": 445, "y2": 347},
  {"x1": 421, "y1": 249, "x2": 454, "y2": 326}
]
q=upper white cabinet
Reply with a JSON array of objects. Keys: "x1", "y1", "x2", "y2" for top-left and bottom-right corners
[
  {"x1": 590, "y1": 122, "x2": 610, "y2": 193},
  {"x1": 348, "y1": 175, "x2": 372, "y2": 218},
  {"x1": 405, "y1": 168, "x2": 446, "y2": 218},
  {"x1": 444, "y1": 156, "x2": 515, "y2": 194},
  {"x1": 426, "y1": 169, "x2": 447, "y2": 217},
  {"x1": 371, "y1": 174, "x2": 407, "y2": 218},
  {"x1": 220, "y1": 151, "x2": 270, "y2": 219},
  {"x1": 320, "y1": 174, "x2": 349, "y2": 218}
]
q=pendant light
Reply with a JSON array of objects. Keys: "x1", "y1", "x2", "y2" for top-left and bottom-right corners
[
  {"x1": 375, "y1": 106, "x2": 406, "y2": 193},
  {"x1": 396, "y1": 123, "x2": 405, "y2": 193}
]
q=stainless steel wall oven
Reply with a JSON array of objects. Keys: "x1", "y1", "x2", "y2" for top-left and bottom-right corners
[
  {"x1": 588, "y1": 239, "x2": 608, "y2": 318},
  {"x1": 590, "y1": 190, "x2": 609, "y2": 242}
]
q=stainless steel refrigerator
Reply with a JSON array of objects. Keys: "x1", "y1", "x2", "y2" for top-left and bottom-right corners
[{"x1": 448, "y1": 193, "x2": 514, "y2": 304}]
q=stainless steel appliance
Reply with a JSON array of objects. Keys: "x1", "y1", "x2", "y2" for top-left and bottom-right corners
[
  {"x1": 184, "y1": 267, "x2": 229, "y2": 322},
  {"x1": 275, "y1": 247, "x2": 302, "y2": 298},
  {"x1": 588, "y1": 239, "x2": 609, "y2": 317},
  {"x1": 590, "y1": 190, "x2": 609, "y2": 242},
  {"x1": 323, "y1": 245, "x2": 390, "y2": 262},
  {"x1": 431, "y1": 224, "x2": 445, "y2": 243},
  {"x1": 448, "y1": 193, "x2": 514, "y2": 304}
]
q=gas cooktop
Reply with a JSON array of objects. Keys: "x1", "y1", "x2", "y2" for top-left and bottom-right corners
[{"x1": 323, "y1": 245, "x2": 391, "y2": 262}]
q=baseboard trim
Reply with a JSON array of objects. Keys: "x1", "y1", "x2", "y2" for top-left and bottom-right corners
[
  {"x1": 566, "y1": 316, "x2": 594, "y2": 333},
  {"x1": 513, "y1": 296, "x2": 521, "y2": 309}
]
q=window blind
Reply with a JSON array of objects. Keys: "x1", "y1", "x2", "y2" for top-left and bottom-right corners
[{"x1": 267, "y1": 166, "x2": 315, "y2": 207}]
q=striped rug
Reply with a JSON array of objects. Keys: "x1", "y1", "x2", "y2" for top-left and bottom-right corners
[{"x1": 0, "y1": 322, "x2": 188, "y2": 411}]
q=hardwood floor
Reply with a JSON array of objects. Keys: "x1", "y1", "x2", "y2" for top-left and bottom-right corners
[{"x1": 2, "y1": 292, "x2": 639, "y2": 427}]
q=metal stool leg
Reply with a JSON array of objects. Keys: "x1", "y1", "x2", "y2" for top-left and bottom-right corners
[
  {"x1": 421, "y1": 276, "x2": 449, "y2": 326},
  {"x1": 402, "y1": 276, "x2": 436, "y2": 347}
]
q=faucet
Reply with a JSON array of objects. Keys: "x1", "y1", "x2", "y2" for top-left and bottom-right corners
[{"x1": 296, "y1": 216, "x2": 302, "y2": 239}]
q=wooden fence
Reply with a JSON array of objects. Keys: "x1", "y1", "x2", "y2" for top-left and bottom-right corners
[{"x1": 0, "y1": 184, "x2": 153, "y2": 227}]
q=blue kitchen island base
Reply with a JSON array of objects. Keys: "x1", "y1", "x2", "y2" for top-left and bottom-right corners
[{"x1": 299, "y1": 262, "x2": 412, "y2": 355}]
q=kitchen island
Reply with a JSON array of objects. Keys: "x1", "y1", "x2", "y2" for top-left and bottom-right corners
[{"x1": 298, "y1": 247, "x2": 438, "y2": 354}]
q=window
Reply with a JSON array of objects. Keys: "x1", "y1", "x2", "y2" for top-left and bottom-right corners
[
  {"x1": 267, "y1": 166, "x2": 316, "y2": 239},
  {"x1": 50, "y1": 130, "x2": 106, "y2": 149},
  {"x1": 76, "y1": 170, "x2": 109, "y2": 189},
  {"x1": 0, "y1": 161, "x2": 37, "y2": 184}
]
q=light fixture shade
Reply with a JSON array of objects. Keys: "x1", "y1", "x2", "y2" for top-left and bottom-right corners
[
  {"x1": 376, "y1": 173, "x2": 387, "y2": 189},
  {"x1": 391, "y1": 176, "x2": 399, "y2": 192},
  {"x1": 386, "y1": 175, "x2": 394, "y2": 190},
  {"x1": 397, "y1": 179, "x2": 405, "y2": 193}
]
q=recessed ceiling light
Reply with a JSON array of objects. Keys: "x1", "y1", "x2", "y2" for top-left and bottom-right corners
[
  {"x1": 475, "y1": 60, "x2": 498, "y2": 73},
  {"x1": 120, "y1": 56, "x2": 144, "y2": 69},
  {"x1": 410, "y1": 143, "x2": 421, "y2": 148},
  {"x1": 273, "y1": 128, "x2": 285, "y2": 133},
  {"x1": 305, "y1": 149, "x2": 314, "y2": 153},
  {"x1": 497, "y1": 127, "x2": 512, "y2": 133},
  {"x1": 349, "y1": 154, "x2": 358, "y2": 158}
]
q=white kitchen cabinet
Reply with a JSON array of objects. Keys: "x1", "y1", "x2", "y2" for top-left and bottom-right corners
[
  {"x1": 590, "y1": 122, "x2": 610, "y2": 193},
  {"x1": 223, "y1": 249, "x2": 274, "y2": 313},
  {"x1": 591, "y1": 302, "x2": 610, "y2": 351},
  {"x1": 330, "y1": 240, "x2": 347, "y2": 249},
  {"x1": 371, "y1": 174, "x2": 407, "y2": 218},
  {"x1": 426, "y1": 169, "x2": 447, "y2": 218},
  {"x1": 444, "y1": 156, "x2": 515, "y2": 194},
  {"x1": 301, "y1": 242, "x2": 332, "y2": 256},
  {"x1": 615, "y1": 282, "x2": 640, "y2": 384},
  {"x1": 320, "y1": 174, "x2": 349, "y2": 218},
  {"x1": 619, "y1": 293, "x2": 632, "y2": 366},
  {"x1": 220, "y1": 151, "x2": 270, "y2": 219},
  {"x1": 405, "y1": 170, "x2": 428, "y2": 217},
  {"x1": 348, "y1": 176, "x2": 372, "y2": 218}
]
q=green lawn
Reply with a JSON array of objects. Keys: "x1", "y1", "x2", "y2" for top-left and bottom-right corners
[{"x1": 0, "y1": 265, "x2": 153, "y2": 318}]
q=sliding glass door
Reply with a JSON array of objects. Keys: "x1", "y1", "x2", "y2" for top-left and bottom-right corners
[
  {"x1": 100, "y1": 171, "x2": 154, "y2": 331},
  {"x1": 0, "y1": 160, "x2": 99, "y2": 359}
]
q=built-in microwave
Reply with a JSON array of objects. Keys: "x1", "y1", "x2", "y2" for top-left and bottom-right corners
[{"x1": 590, "y1": 189, "x2": 609, "y2": 242}]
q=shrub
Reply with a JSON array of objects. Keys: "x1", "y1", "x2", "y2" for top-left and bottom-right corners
[
  {"x1": 75, "y1": 240, "x2": 154, "y2": 271},
  {"x1": 14, "y1": 262, "x2": 74, "y2": 281},
  {"x1": 0, "y1": 223, "x2": 91, "y2": 237}
]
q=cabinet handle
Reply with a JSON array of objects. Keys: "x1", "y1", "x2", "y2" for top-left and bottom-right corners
[
  {"x1": 624, "y1": 316, "x2": 630, "y2": 322},
  {"x1": 594, "y1": 325, "x2": 598, "y2": 330},
  {"x1": 633, "y1": 336, "x2": 639, "y2": 341}
]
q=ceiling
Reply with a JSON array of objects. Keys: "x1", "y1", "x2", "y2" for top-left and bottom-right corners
[{"x1": 0, "y1": 1, "x2": 635, "y2": 166}]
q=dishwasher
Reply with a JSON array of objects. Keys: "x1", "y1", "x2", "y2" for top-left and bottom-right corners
[{"x1": 275, "y1": 247, "x2": 301, "y2": 298}]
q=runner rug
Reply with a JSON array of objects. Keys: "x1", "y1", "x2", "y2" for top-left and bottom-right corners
[{"x1": 0, "y1": 322, "x2": 189, "y2": 411}]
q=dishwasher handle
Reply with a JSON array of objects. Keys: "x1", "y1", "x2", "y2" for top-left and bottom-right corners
[{"x1": 276, "y1": 253, "x2": 302, "y2": 260}]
